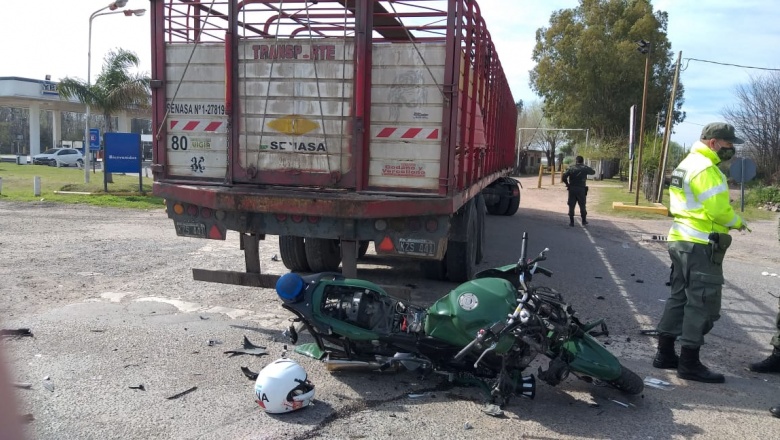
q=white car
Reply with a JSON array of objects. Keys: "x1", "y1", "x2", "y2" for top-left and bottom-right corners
[{"x1": 32, "y1": 148, "x2": 84, "y2": 167}]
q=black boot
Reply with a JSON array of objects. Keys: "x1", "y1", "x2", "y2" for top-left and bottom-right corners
[
  {"x1": 748, "y1": 348, "x2": 780, "y2": 373},
  {"x1": 653, "y1": 333, "x2": 678, "y2": 369},
  {"x1": 771, "y1": 405, "x2": 780, "y2": 418},
  {"x1": 677, "y1": 346, "x2": 725, "y2": 383},
  {"x1": 581, "y1": 215, "x2": 588, "y2": 225},
  {"x1": 569, "y1": 216, "x2": 574, "y2": 227}
]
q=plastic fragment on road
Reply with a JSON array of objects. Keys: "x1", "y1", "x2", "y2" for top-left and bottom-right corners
[
  {"x1": 481, "y1": 403, "x2": 504, "y2": 417},
  {"x1": 644, "y1": 377, "x2": 674, "y2": 390},
  {"x1": 13, "y1": 382, "x2": 32, "y2": 389},
  {"x1": 407, "y1": 392, "x2": 434, "y2": 399},
  {"x1": 223, "y1": 336, "x2": 268, "y2": 357},
  {"x1": 610, "y1": 399, "x2": 630, "y2": 408},
  {"x1": 464, "y1": 422, "x2": 473, "y2": 430},
  {"x1": 129, "y1": 384, "x2": 146, "y2": 391},
  {"x1": 166, "y1": 386, "x2": 197, "y2": 400},
  {"x1": 294, "y1": 343, "x2": 326, "y2": 360},
  {"x1": 241, "y1": 366, "x2": 259, "y2": 381},
  {"x1": 42, "y1": 379, "x2": 54, "y2": 392},
  {"x1": 1, "y1": 328, "x2": 33, "y2": 338}
]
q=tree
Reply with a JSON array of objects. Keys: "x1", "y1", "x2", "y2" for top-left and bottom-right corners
[
  {"x1": 58, "y1": 48, "x2": 150, "y2": 182},
  {"x1": 723, "y1": 72, "x2": 780, "y2": 183},
  {"x1": 517, "y1": 101, "x2": 568, "y2": 171},
  {"x1": 529, "y1": 0, "x2": 684, "y2": 142}
]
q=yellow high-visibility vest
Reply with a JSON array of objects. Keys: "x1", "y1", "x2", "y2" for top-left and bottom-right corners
[{"x1": 667, "y1": 141, "x2": 743, "y2": 244}]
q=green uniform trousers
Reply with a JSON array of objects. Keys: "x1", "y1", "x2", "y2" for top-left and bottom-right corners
[
  {"x1": 771, "y1": 296, "x2": 780, "y2": 349},
  {"x1": 657, "y1": 240, "x2": 725, "y2": 348}
]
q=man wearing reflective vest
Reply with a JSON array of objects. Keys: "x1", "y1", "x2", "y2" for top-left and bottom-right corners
[{"x1": 652, "y1": 122, "x2": 748, "y2": 383}]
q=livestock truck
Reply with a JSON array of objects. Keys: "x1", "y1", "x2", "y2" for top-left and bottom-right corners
[{"x1": 150, "y1": 0, "x2": 520, "y2": 287}]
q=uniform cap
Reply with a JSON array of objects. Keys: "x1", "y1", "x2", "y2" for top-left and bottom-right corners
[{"x1": 700, "y1": 122, "x2": 744, "y2": 144}]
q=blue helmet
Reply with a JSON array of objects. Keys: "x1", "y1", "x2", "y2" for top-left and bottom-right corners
[{"x1": 275, "y1": 273, "x2": 305, "y2": 302}]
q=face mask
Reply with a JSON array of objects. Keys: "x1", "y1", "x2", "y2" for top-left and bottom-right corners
[{"x1": 716, "y1": 145, "x2": 735, "y2": 161}]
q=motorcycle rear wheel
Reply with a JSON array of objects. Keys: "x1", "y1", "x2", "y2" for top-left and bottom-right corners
[{"x1": 608, "y1": 365, "x2": 644, "y2": 395}]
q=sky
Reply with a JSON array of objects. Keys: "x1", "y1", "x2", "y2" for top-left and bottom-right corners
[{"x1": 1, "y1": 0, "x2": 779, "y2": 147}]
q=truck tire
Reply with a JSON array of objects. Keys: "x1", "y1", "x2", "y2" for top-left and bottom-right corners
[
  {"x1": 421, "y1": 258, "x2": 447, "y2": 281},
  {"x1": 279, "y1": 236, "x2": 310, "y2": 272},
  {"x1": 474, "y1": 194, "x2": 486, "y2": 264},
  {"x1": 446, "y1": 203, "x2": 477, "y2": 282},
  {"x1": 504, "y1": 195, "x2": 520, "y2": 216},
  {"x1": 305, "y1": 238, "x2": 342, "y2": 272}
]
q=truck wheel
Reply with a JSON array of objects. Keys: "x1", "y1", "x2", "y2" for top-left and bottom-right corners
[
  {"x1": 305, "y1": 238, "x2": 342, "y2": 272},
  {"x1": 421, "y1": 258, "x2": 447, "y2": 280},
  {"x1": 446, "y1": 204, "x2": 477, "y2": 282},
  {"x1": 279, "y1": 236, "x2": 310, "y2": 272},
  {"x1": 474, "y1": 194, "x2": 486, "y2": 264},
  {"x1": 495, "y1": 195, "x2": 510, "y2": 216},
  {"x1": 504, "y1": 195, "x2": 520, "y2": 216}
]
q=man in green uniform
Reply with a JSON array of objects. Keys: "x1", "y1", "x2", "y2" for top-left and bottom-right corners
[
  {"x1": 652, "y1": 122, "x2": 748, "y2": 383},
  {"x1": 748, "y1": 301, "x2": 780, "y2": 417},
  {"x1": 561, "y1": 156, "x2": 595, "y2": 227}
]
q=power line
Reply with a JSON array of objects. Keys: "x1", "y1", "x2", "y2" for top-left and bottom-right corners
[{"x1": 682, "y1": 58, "x2": 780, "y2": 72}]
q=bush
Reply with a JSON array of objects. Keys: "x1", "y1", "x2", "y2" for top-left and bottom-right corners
[{"x1": 746, "y1": 185, "x2": 780, "y2": 205}]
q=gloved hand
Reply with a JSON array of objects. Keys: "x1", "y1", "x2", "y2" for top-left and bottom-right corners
[{"x1": 738, "y1": 222, "x2": 751, "y2": 232}]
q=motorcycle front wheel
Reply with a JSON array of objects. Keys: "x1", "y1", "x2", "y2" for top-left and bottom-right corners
[{"x1": 607, "y1": 365, "x2": 644, "y2": 395}]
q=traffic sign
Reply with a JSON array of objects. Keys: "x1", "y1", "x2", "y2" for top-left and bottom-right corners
[
  {"x1": 89, "y1": 128, "x2": 100, "y2": 151},
  {"x1": 730, "y1": 157, "x2": 757, "y2": 183}
]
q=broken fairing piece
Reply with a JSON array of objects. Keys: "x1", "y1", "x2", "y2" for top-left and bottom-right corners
[
  {"x1": 0, "y1": 328, "x2": 33, "y2": 338},
  {"x1": 481, "y1": 403, "x2": 504, "y2": 417},
  {"x1": 241, "y1": 366, "x2": 259, "y2": 381},
  {"x1": 224, "y1": 336, "x2": 268, "y2": 357},
  {"x1": 42, "y1": 380, "x2": 54, "y2": 392},
  {"x1": 166, "y1": 386, "x2": 197, "y2": 400},
  {"x1": 644, "y1": 376, "x2": 674, "y2": 390},
  {"x1": 610, "y1": 399, "x2": 630, "y2": 408}
]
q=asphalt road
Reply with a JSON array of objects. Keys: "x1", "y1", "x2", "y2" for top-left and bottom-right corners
[{"x1": 1, "y1": 181, "x2": 780, "y2": 439}]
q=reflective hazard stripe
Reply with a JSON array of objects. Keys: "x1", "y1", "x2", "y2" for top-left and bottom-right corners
[
  {"x1": 698, "y1": 182, "x2": 728, "y2": 203},
  {"x1": 670, "y1": 222, "x2": 711, "y2": 243},
  {"x1": 725, "y1": 213, "x2": 739, "y2": 227}
]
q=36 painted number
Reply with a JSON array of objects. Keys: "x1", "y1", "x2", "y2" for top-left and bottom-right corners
[
  {"x1": 190, "y1": 156, "x2": 205, "y2": 173},
  {"x1": 170, "y1": 135, "x2": 189, "y2": 151}
]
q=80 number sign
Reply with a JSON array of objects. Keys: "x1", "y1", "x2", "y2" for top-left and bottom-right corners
[{"x1": 170, "y1": 135, "x2": 188, "y2": 151}]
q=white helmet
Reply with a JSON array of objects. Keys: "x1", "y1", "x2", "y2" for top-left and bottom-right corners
[{"x1": 254, "y1": 358, "x2": 315, "y2": 414}]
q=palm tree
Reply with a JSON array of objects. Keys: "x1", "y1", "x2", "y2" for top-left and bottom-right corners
[{"x1": 58, "y1": 48, "x2": 150, "y2": 183}]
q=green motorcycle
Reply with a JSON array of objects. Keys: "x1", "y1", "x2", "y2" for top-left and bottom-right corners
[{"x1": 276, "y1": 232, "x2": 643, "y2": 406}]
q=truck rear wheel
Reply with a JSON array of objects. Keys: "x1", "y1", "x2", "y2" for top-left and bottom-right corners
[
  {"x1": 504, "y1": 195, "x2": 520, "y2": 216},
  {"x1": 421, "y1": 258, "x2": 447, "y2": 280},
  {"x1": 279, "y1": 236, "x2": 310, "y2": 272},
  {"x1": 446, "y1": 203, "x2": 477, "y2": 282},
  {"x1": 305, "y1": 238, "x2": 342, "y2": 272}
]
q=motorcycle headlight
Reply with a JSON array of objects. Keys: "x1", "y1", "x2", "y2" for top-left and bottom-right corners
[{"x1": 276, "y1": 273, "x2": 305, "y2": 302}]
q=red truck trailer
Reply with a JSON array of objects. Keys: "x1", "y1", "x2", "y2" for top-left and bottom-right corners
[{"x1": 150, "y1": 0, "x2": 520, "y2": 286}]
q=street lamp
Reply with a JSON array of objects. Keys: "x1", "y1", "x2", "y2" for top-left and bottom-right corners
[
  {"x1": 634, "y1": 39, "x2": 651, "y2": 206},
  {"x1": 84, "y1": 1, "x2": 146, "y2": 184}
]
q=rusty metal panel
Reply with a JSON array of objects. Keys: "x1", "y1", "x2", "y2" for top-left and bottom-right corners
[
  {"x1": 164, "y1": 44, "x2": 229, "y2": 179},
  {"x1": 235, "y1": 39, "x2": 354, "y2": 182},
  {"x1": 369, "y1": 43, "x2": 447, "y2": 191}
]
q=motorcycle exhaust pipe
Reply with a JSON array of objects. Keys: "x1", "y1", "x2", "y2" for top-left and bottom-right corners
[{"x1": 324, "y1": 359, "x2": 383, "y2": 372}]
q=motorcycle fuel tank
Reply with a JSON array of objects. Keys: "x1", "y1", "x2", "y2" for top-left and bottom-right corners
[{"x1": 425, "y1": 278, "x2": 517, "y2": 347}]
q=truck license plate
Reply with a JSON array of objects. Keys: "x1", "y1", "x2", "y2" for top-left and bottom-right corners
[
  {"x1": 397, "y1": 238, "x2": 436, "y2": 257},
  {"x1": 175, "y1": 221, "x2": 207, "y2": 238}
]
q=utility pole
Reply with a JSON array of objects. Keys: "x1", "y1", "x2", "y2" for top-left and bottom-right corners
[
  {"x1": 656, "y1": 51, "x2": 682, "y2": 204},
  {"x1": 634, "y1": 39, "x2": 651, "y2": 206}
]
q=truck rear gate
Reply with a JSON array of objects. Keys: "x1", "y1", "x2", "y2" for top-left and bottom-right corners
[{"x1": 151, "y1": 0, "x2": 518, "y2": 282}]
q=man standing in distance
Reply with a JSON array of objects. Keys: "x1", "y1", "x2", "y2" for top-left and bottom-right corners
[{"x1": 561, "y1": 155, "x2": 595, "y2": 227}]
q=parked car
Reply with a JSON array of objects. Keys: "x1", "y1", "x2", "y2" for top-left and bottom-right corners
[{"x1": 32, "y1": 148, "x2": 84, "y2": 167}]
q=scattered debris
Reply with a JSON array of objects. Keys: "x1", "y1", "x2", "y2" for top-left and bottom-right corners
[
  {"x1": 630, "y1": 273, "x2": 635, "y2": 277},
  {"x1": 464, "y1": 421, "x2": 473, "y2": 430},
  {"x1": 199, "y1": 316, "x2": 210, "y2": 320},
  {"x1": 12, "y1": 382, "x2": 32, "y2": 389},
  {"x1": 20, "y1": 413, "x2": 34, "y2": 424},
  {"x1": 594, "y1": 276, "x2": 603, "y2": 279},
  {"x1": 635, "y1": 279, "x2": 644, "y2": 284},
  {"x1": 129, "y1": 384, "x2": 146, "y2": 391},
  {"x1": 644, "y1": 377, "x2": 674, "y2": 390},
  {"x1": 610, "y1": 399, "x2": 630, "y2": 408},
  {"x1": 42, "y1": 379, "x2": 54, "y2": 393},
  {"x1": 295, "y1": 343, "x2": 326, "y2": 360},
  {"x1": 588, "y1": 403, "x2": 600, "y2": 408},
  {"x1": 224, "y1": 336, "x2": 268, "y2": 357},
  {"x1": 595, "y1": 295, "x2": 605, "y2": 300},
  {"x1": 241, "y1": 366, "x2": 259, "y2": 381},
  {"x1": 90, "y1": 329, "x2": 106, "y2": 333},
  {"x1": 207, "y1": 339, "x2": 222, "y2": 347},
  {"x1": 166, "y1": 386, "x2": 197, "y2": 400},
  {"x1": 1, "y1": 328, "x2": 33, "y2": 339},
  {"x1": 271, "y1": 254, "x2": 280, "y2": 262},
  {"x1": 639, "y1": 329, "x2": 659, "y2": 337},
  {"x1": 481, "y1": 403, "x2": 504, "y2": 417},
  {"x1": 625, "y1": 337, "x2": 632, "y2": 343}
]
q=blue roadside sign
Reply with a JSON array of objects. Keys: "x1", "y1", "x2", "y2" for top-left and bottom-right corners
[
  {"x1": 104, "y1": 133, "x2": 141, "y2": 174},
  {"x1": 89, "y1": 128, "x2": 100, "y2": 151},
  {"x1": 730, "y1": 157, "x2": 757, "y2": 183}
]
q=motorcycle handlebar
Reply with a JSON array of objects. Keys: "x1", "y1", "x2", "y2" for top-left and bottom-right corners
[{"x1": 454, "y1": 335, "x2": 481, "y2": 361}]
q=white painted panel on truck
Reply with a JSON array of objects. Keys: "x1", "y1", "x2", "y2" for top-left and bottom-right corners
[
  {"x1": 369, "y1": 43, "x2": 446, "y2": 191},
  {"x1": 236, "y1": 39, "x2": 354, "y2": 177},
  {"x1": 164, "y1": 44, "x2": 228, "y2": 179}
]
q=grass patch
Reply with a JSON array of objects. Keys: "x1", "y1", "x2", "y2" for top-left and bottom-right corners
[
  {"x1": 0, "y1": 163, "x2": 163, "y2": 210},
  {"x1": 592, "y1": 180, "x2": 775, "y2": 222}
]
